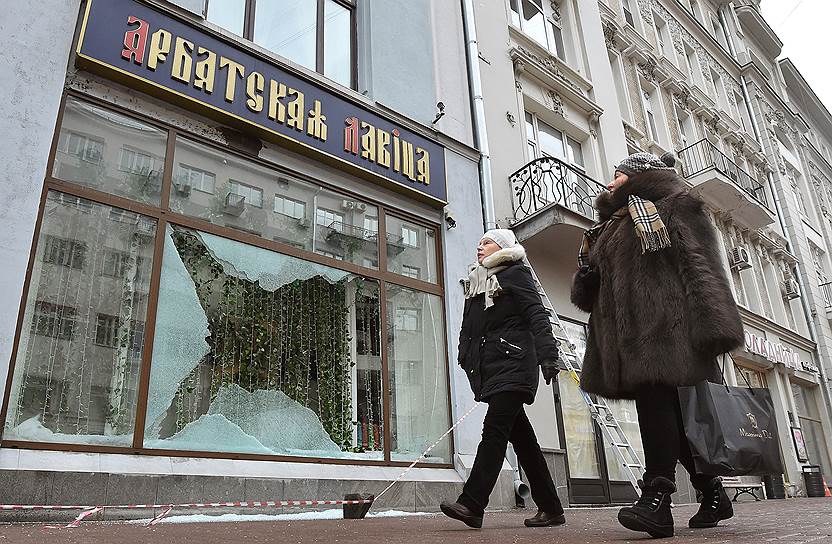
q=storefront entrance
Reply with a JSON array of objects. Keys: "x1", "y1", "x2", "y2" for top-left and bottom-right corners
[{"x1": 556, "y1": 319, "x2": 641, "y2": 504}]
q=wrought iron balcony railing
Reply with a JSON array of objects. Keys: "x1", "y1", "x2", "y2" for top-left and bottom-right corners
[
  {"x1": 819, "y1": 281, "x2": 832, "y2": 312},
  {"x1": 677, "y1": 139, "x2": 770, "y2": 209},
  {"x1": 510, "y1": 156, "x2": 607, "y2": 223}
]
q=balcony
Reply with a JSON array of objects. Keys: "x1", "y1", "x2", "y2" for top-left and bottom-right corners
[
  {"x1": 324, "y1": 222, "x2": 406, "y2": 256},
  {"x1": 677, "y1": 139, "x2": 775, "y2": 230},
  {"x1": 819, "y1": 282, "x2": 832, "y2": 318},
  {"x1": 509, "y1": 156, "x2": 606, "y2": 244}
]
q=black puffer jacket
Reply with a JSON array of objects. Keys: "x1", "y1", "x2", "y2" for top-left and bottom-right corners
[{"x1": 458, "y1": 247, "x2": 559, "y2": 405}]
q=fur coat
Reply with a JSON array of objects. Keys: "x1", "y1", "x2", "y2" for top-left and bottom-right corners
[
  {"x1": 458, "y1": 245, "x2": 559, "y2": 404},
  {"x1": 570, "y1": 169, "x2": 744, "y2": 400}
]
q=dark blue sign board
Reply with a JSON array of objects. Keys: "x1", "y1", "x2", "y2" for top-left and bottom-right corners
[{"x1": 76, "y1": 0, "x2": 447, "y2": 205}]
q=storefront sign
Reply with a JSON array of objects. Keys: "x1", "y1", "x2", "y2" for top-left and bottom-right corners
[
  {"x1": 75, "y1": 0, "x2": 447, "y2": 205},
  {"x1": 744, "y1": 331, "x2": 801, "y2": 370}
]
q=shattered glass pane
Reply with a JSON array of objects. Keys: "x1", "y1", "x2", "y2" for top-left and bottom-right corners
[
  {"x1": 144, "y1": 226, "x2": 384, "y2": 459},
  {"x1": 3, "y1": 191, "x2": 155, "y2": 446}
]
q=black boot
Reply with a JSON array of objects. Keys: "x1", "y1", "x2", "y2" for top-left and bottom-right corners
[
  {"x1": 617, "y1": 476, "x2": 675, "y2": 538},
  {"x1": 688, "y1": 478, "x2": 733, "y2": 528}
]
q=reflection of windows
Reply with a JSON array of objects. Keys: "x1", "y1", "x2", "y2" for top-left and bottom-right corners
[
  {"x1": 736, "y1": 365, "x2": 766, "y2": 388},
  {"x1": 364, "y1": 216, "x2": 379, "y2": 235},
  {"x1": 525, "y1": 111, "x2": 584, "y2": 168},
  {"x1": 228, "y1": 180, "x2": 263, "y2": 208},
  {"x1": 58, "y1": 131, "x2": 104, "y2": 164},
  {"x1": 316, "y1": 208, "x2": 344, "y2": 230},
  {"x1": 205, "y1": 0, "x2": 356, "y2": 89},
  {"x1": 395, "y1": 308, "x2": 422, "y2": 331},
  {"x1": 95, "y1": 314, "x2": 119, "y2": 348},
  {"x1": 43, "y1": 235, "x2": 87, "y2": 269},
  {"x1": 509, "y1": 0, "x2": 567, "y2": 60},
  {"x1": 274, "y1": 195, "x2": 307, "y2": 219},
  {"x1": 177, "y1": 164, "x2": 216, "y2": 194},
  {"x1": 31, "y1": 301, "x2": 76, "y2": 340},
  {"x1": 102, "y1": 249, "x2": 129, "y2": 278},
  {"x1": 363, "y1": 258, "x2": 379, "y2": 269},
  {"x1": 119, "y1": 147, "x2": 156, "y2": 175},
  {"x1": 401, "y1": 226, "x2": 418, "y2": 248},
  {"x1": 402, "y1": 265, "x2": 420, "y2": 280}
]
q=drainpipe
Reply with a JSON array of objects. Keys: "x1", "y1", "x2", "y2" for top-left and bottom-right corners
[{"x1": 461, "y1": 0, "x2": 496, "y2": 230}]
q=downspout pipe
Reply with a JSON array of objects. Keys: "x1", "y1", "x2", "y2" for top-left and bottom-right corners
[{"x1": 461, "y1": 0, "x2": 496, "y2": 230}]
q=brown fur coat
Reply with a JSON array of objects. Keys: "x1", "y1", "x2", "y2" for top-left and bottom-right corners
[{"x1": 570, "y1": 169, "x2": 743, "y2": 399}]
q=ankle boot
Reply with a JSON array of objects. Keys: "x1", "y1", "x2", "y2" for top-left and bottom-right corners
[
  {"x1": 688, "y1": 478, "x2": 733, "y2": 528},
  {"x1": 617, "y1": 476, "x2": 675, "y2": 538}
]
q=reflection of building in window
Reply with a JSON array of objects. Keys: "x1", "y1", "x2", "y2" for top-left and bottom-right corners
[
  {"x1": 363, "y1": 258, "x2": 379, "y2": 269},
  {"x1": 43, "y1": 235, "x2": 87, "y2": 269},
  {"x1": 177, "y1": 164, "x2": 216, "y2": 194},
  {"x1": 402, "y1": 265, "x2": 420, "y2": 280},
  {"x1": 401, "y1": 226, "x2": 418, "y2": 247},
  {"x1": 119, "y1": 147, "x2": 156, "y2": 175},
  {"x1": 316, "y1": 208, "x2": 345, "y2": 230},
  {"x1": 58, "y1": 130, "x2": 104, "y2": 164},
  {"x1": 31, "y1": 301, "x2": 76, "y2": 340},
  {"x1": 228, "y1": 180, "x2": 263, "y2": 208},
  {"x1": 101, "y1": 249, "x2": 143, "y2": 278},
  {"x1": 274, "y1": 195, "x2": 307, "y2": 219},
  {"x1": 363, "y1": 216, "x2": 379, "y2": 236},
  {"x1": 395, "y1": 308, "x2": 422, "y2": 331}
]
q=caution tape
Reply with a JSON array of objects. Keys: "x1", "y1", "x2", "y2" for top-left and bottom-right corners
[{"x1": 5, "y1": 498, "x2": 375, "y2": 529}]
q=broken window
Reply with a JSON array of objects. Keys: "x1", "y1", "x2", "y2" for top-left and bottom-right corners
[{"x1": 143, "y1": 225, "x2": 386, "y2": 459}]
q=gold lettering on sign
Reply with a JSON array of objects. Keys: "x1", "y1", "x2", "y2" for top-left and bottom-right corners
[
  {"x1": 194, "y1": 47, "x2": 217, "y2": 94},
  {"x1": 286, "y1": 88, "x2": 305, "y2": 132},
  {"x1": 171, "y1": 37, "x2": 194, "y2": 83},
  {"x1": 246, "y1": 72, "x2": 265, "y2": 113},
  {"x1": 392, "y1": 130, "x2": 401, "y2": 172},
  {"x1": 344, "y1": 117, "x2": 359, "y2": 154},
  {"x1": 416, "y1": 147, "x2": 430, "y2": 185},
  {"x1": 268, "y1": 81, "x2": 287, "y2": 123},
  {"x1": 401, "y1": 140, "x2": 416, "y2": 181},
  {"x1": 376, "y1": 129, "x2": 391, "y2": 168},
  {"x1": 306, "y1": 100, "x2": 327, "y2": 141},
  {"x1": 360, "y1": 122, "x2": 376, "y2": 162},
  {"x1": 147, "y1": 28, "x2": 172, "y2": 71},
  {"x1": 219, "y1": 56, "x2": 245, "y2": 103}
]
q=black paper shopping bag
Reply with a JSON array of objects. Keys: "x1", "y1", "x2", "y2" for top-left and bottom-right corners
[{"x1": 678, "y1": 377, "x2": 783, "y2": 476}]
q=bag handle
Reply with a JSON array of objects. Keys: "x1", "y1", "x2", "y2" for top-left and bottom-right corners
[{"x1": 721, "y1": 352, "x2": 756, "y2": 394}]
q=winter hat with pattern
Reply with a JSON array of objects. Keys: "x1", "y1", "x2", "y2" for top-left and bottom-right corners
[
  {"x1": 614, "y1": 152, "x2": 676, "y2": 177},
  {"x1": 482, "y1": 229, "x2": 518, "y2": 249}
]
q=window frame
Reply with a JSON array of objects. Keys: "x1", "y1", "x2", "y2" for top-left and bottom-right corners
[
  {"x1": 524, "y1": 111, "x2": 585, "y2": 169},
  {"x1": 0, "y1": 90, "x2": 451, "y2": 470},
  {"x1": 508, "y1": 0, "x2": 569, "y2": 62},
  {"x1": 203, "y1": 0, "x2": 357, "y2": 90}
]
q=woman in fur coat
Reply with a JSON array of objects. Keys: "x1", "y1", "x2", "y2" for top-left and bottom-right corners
[
  {"x1": 571, "y1": 152, "x2": 744, "y2": 538},
  {"x1": 440, "y1": 229, "x2": 565, "y2": 529}
]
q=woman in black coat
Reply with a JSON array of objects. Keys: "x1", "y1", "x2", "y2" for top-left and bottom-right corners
[
  {"x1": 571, "y1": 153, "x2": 744, "y2": 538},
  {"x1": 440, "y1": 229, "x2": 564, "y2": 529}
]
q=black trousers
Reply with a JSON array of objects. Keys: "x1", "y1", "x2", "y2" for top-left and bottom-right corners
[
  {"x1": 458, "y1": 391, "x2": 562, "y2": 516},
  {"x1": 635, "y1": 384, "x2": 715, "y2": 490}
]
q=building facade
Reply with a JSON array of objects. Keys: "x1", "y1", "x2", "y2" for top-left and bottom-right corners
[
  {"x1": 472, "y1": 0, "x2": 832, "y2": 504},
  {"x1": 0, "y1": 0, "x2": 519, "y2": 515}
]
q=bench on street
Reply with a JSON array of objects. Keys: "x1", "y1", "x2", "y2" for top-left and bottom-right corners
[{"x1": 720, "y1": 476, "x2": 766, "y2": 501}]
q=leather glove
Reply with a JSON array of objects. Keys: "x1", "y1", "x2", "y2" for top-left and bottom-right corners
[{"x1": 541, "y1": 358, "x2": 560, "y2": 386}]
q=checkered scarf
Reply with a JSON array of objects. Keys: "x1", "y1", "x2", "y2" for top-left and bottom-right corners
[{"x1": 577, "y1": 195, "x2": 671, "y2": 267}]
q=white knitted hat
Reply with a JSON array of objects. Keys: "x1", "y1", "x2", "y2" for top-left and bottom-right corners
[{"x1": 482, "y1": 229, "x2": 518, "y2": 249}]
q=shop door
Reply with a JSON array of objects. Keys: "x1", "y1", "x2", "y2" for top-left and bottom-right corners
[{"x1": 556, "y1": 319, "x2": 641, "y2": 505}]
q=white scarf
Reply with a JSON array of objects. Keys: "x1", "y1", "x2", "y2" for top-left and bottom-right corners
[{"x1": 462, "y1": 245, "x2": 527, "y2": 309}]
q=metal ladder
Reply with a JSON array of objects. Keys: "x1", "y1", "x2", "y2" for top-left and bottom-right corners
[{"x1": 523, "y1": 258, "x2": 644, "y2": 496}]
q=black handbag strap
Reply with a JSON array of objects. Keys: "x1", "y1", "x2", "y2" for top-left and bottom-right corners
[{"x1": 721, "y1": 352, "x2": 756, "y2": 394}]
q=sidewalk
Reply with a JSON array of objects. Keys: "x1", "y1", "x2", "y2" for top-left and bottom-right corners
[{"x1": 2, "y1": 499, "x2": 830, "y2": 543}]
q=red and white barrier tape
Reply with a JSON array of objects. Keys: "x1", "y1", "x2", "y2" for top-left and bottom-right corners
[{"x1": 7, "y1": 402, "x2": 485, "y2": 529}]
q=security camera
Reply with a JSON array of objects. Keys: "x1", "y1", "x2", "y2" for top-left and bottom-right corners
[{"x1": 444, "y1": 209, "x2": 457, "y2": 229}]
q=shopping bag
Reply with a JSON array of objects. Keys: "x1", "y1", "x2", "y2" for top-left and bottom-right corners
[{"x1": 678, "y1": 357, "x2": 783, "y2": 476}]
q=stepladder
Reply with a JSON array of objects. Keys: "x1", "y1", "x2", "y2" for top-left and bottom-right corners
[{"x1": 523, "y1": 258, "x2": 645, "y2": 496}]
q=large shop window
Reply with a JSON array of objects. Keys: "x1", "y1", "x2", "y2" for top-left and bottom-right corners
[
  {"x1": 3, "y1": 96, "x2": 449, "y2": 465},
  {"x1": 204, "y1": 0, "x2": 355, "y2": 89}
]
